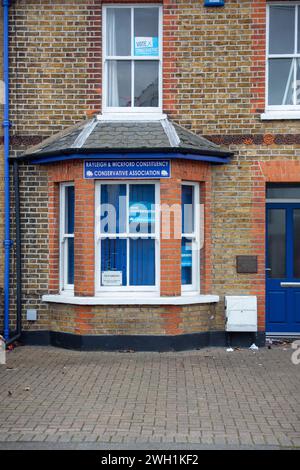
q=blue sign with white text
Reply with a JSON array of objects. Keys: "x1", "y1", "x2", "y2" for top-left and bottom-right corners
[
  {"x1": 84, "y1": 159, "x2": 171, "y2": 179},
  {"x1": 204, "y1": 0, "x2": 225, "y2": 6},
  {"x1": 181, "y1": 244, "x2": 192, "y2": 268},
  {"x1": 134, "y1": 37, "x2": 159, "y2": 56}
]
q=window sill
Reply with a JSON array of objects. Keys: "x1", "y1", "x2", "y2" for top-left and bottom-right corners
[
  {"x1": 42, "y1": 293, "x2": 220, "y2": 305},
  {"x1": 261, "y1": 111, "x2": 300, "y2": 121},
  {"x1": 98, "y1": 113, "x2": 166, "y2": 122}
]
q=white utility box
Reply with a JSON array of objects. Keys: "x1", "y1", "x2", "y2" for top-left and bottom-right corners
[
  {"x1": 225, "y1": 296, "x2": 257, "y2": 332},
  {"x1": 26, "y1": 309, "x2": 37, "y2": 321}
]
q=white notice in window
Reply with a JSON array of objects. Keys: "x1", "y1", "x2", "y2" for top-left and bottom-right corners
[{"x1": 102, "y1": 271, "x2": 123, "y2": 286}]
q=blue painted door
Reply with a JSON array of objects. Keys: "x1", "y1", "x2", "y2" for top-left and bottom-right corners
[{"x1": 266, "y1": 203, "x2": 300, "y2": 333}]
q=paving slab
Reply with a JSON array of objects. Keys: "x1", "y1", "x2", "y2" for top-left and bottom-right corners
[{"x1": 0, "y1": 345, "x2": 299, "y2": 449}]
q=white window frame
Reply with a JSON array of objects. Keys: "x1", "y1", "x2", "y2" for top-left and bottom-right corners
[
  {"x1": 266, "y1": 2, "x2": 300, "y2": 113},
  {"x1": 181, "y1": 182, "x2": 200, "y2": 294},
  {"x1": 95, "y1": 180, "x2": 160, "y2": 295},
  {"x1": 102, "y1": 4, "x2": 163, "y2": 116},
  {"x1": 59, "y1": 182, "x2": 75, "y2": 294}
]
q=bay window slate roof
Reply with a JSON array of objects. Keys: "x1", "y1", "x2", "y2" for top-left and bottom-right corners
[
  {"x1": 85, "y1": 122, "x2": 170, "y2": 149},
  {"x1": 20, "y1": 117, "x2": 233, "y2": 160}
]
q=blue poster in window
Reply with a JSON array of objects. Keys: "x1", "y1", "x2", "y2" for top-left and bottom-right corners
[
  {"x1": 134, "y1": 37, "x2": 159, "y2": 56},
  {"x1": 181, "y1": 244, "x2": 192, "y2": 268},
  {"x1": 129, "y1": 201, "x2": 155, "y2": 225},
  {"x1": 84, "y1": 160, "x2": 170, "y2": 179}
]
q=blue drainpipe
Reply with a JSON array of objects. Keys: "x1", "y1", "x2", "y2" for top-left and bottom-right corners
[{"x1": 2, "y1": 0, "x2": 11, "y2": 340}]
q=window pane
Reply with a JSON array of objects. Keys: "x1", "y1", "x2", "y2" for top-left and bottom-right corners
[
  {"x1": 101, "y1": 239, "x2": 127, "y2": 286},
  {"x1": 294, "y1": 210, "x2": 300, "y2": 278},
  {"x1": 101, "y1": 184, "x2": 126, "y2": 234},
  {"x1": 107, "y1": 61, "x2": 131, "y2": 107},
  {"x1": 134, "y1": 8, "x2": 159, "y2": 38},
  {"x1": 67, "y1": 238, "x2": 74, "y2": 285},
  {"x1": 65, "y1": 186, "x2": 74, "y2": 234},
  {"x1": 130, "y1": 239, "x2": 155, "y2": 285},
  {"x1": 269, "y1": 6, "x2": 295, "y2": 54},
  {"x1": 134, "y1": 8, "x2": 159, "y2": 57},
  {"x1": 129, "y1": 184, "x2": 155, "y2": 234},
  {"x1": 182, "y1": 238, "x2": 193, "y2": 285},
  {"x1": 106, "y1": 8, "x2": 131, "y2": 56},
  {"x1": 267, "y1": 184, "x2": 300, "y2": 199},
  {"x1": 182, "y1": 185, "x2": 194, "y2": 234},
  {"x1": 267, "y1": 209, "x2": 286, "y2": 279},
  {"x1": 268, "y1": 59, "x2": 294, "y2": 105},
  {"x1": 134, "y1": 61, "x2": 159, "y2": 107}
]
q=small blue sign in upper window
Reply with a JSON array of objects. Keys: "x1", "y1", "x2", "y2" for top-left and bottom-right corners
[{"x1": 204, "y1": 0, "x2": 225, "y2": 6}]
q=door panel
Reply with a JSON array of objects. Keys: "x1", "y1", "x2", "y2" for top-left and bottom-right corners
[
  {"x1": 268, "y1": 291, "x2": 288, "y2": 323},
  {"x1": 266, "y1": 203, "x2": 300, "y2": 333},
  {"x1": 267, "y1": 209, "x2": 286, "y2": 278},
  {"x1": 294, "y1": 292, "x2": 300, "y2": 324}
]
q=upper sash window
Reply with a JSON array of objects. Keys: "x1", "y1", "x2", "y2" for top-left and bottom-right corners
[
  {"x1": 267, "y1": 4, "x2": 300, "y2": 109},
  {"x1": 103, "y1": 5, "x2": 162, "y2": 114}
]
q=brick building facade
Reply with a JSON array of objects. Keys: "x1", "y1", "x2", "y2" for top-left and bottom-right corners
[{"x1": 1, "y1": 0, "x2": 300, "y2": 350}]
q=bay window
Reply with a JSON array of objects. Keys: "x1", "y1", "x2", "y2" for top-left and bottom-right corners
[
  {"x1": 95, "y1": 182, "x2": 160, "y2": 293},
  {"x1": 267, "y1": 3, "x2": 300, "y2": 109},
  {"x1": 103, "y1": 5, "x2": 162, "y2": 113},
  {"x1": 59, "y1": 180, "x2": 201, "y2": 298},
  {"x1": 181, "y1": 183, "x2": 200, "y2": 293},
  {"x1": 60, "y1": 183, "x2": 75, "y2": 292}
]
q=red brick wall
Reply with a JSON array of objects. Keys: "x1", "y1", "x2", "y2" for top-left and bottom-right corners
[{"x1": 160, "y1": 176, "x2": 182, "y2": 296}]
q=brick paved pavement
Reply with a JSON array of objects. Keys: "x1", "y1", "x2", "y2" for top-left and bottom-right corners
[{"x1": 0, "y1": 345, "x2": 299, "y2": 448}]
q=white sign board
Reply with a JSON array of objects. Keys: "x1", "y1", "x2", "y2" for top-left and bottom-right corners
[{"x1": 101, "y1": 271, "x2": 123, "y2": 286}]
